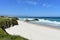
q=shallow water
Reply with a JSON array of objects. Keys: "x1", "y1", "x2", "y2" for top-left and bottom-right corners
[{"x1": 19, "y1": 17, "x2": 60, "y2": 29}]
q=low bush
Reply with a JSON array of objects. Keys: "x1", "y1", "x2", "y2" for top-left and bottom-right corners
[
  {"x1": 0, "y1": 28, "x2": 28, "y2": 40},
  {"x1": 0, "y1": 16, "x2": 28, "y2": 40},
  {"x1": 11, "y1": 18, "x2": 18, "y2": 26}
]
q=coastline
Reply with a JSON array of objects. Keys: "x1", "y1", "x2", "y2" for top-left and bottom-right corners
[
  {"x1": 5, "y1": 20, "x2": 60, "y2": 40},
  {"x1": 19, "y1": 18, "x2": 60, "y2": 29},
  {"x1": 27, "y1": 22, "x2": 60, "y2": 30},
  {"x1": 21, "y1": 20, "x2": 60, "y2": 30}
]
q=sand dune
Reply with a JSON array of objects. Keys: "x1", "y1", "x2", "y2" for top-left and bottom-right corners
[{"x1": 5, "y1": 20, "x2": 60, "y2": 40}]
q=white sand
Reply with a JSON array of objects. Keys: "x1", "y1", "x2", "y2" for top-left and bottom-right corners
[{"x1": 5, "y1": 20, "x2": 60, "y2": 40}]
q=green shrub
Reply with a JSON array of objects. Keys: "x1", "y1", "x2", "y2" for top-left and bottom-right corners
[
  {"x1": 11, "y1": 18, "x2": 18, "y2": 26},
  {"x1": 0, "y1": 16, "x2": 5, "y2": 17},
  {"x1": 0, "y1": 17, "x2": 18, "y2": 34},
  {"x1": 0, "y1": 28, "x2": 28, "y2": 40},
  {"x1": 0, "y1": 16, "x2": 28, "y2": 40},
  {"x1": 12, "y1": 17, "x2": 19, "y2": 20},
  {"x1": 5, "y1": 19, "x2": 11, "y2": 28}
]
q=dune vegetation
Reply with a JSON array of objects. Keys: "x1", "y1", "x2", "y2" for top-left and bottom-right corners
[{"x1": 0, "y1": 16, "x2": 28, "y2": 40}]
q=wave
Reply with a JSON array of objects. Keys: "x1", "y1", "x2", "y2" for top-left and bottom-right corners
[
  {"x1": 37, "y1": 19, "x2": 60, "y2": 26},
  {"x1": 39, "y1": 19, "x2": 60, "y2": 24},
  {"x1": 28, "y1": 18, "x2": 60, "y2": 27},
  {"x1": 19, "y1": 18, "x2": 60, "y2": 27}
]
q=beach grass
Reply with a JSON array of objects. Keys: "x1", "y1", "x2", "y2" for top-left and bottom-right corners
[
  {"x1": 0, "y1": 16, "x2": 28, "y2": 40},
  {"x1": 0, "y1": 28, "x2": 28, "y2": 40}
]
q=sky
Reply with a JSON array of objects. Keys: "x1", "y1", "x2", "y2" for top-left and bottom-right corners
[{"x1": 0, "y1": 0, "x2": 60, "y2": 17}]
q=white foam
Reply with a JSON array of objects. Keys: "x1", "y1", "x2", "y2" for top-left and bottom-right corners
[
  {"x1": 38, "y1": 19, "x2": 60, "y2": 26},
  {"x1": 19, "y1": 18, "x2": 60, "y2": 26}
]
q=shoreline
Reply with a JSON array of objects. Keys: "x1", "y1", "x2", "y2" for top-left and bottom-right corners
[
  {"x1": 21, "y1": 20, "x2": 60, "y2": 30},
  {"x1": 6, "y1": 20, "x2": 60, "y2": 40}
]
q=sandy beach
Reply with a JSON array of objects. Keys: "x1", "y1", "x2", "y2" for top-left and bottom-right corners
[{"x1": 5, "y1": 20, "x2": 60, "y2": 40}]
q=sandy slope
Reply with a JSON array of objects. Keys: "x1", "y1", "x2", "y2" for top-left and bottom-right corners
[{"x1": 5, "y1": 20, "x2": 60, "y2": 40}]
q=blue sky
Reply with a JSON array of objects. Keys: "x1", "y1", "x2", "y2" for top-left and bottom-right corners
[{"x1": 0, "y1": 0, "x2": 60, "y2": 17}]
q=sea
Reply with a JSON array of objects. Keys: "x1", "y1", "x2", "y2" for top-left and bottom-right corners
[{"x1": 19, "y1": 17, "x2": 60, "y2": 29}]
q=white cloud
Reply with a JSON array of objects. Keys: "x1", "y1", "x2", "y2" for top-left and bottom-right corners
[
  {"x1": 42, "y1": 3, "x2": 46, "y2": 7},
  {"x1": 46, "y1": 5, "x2": 51, "y2": 7},
  {"x1": 16, "y1": 0, "x2": 38, "y2": 5},
  {"x1": 15, "y1": 0, "x2": 21, "y2": 4},
  {"x1": 32, "y1": 1, "x2": 37, "y2": 5},
  {"x1": 25, "y1": 1, "x2": 37, "y2": 6},
  {"x1": 15, "y1": 0, "x2": 57, "y2": 8},
  {"x1": 41, "y1": 3, "x2": 52, "y2": 8}
]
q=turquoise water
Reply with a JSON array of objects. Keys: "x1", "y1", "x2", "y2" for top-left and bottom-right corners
[
  {"x1": 19, "y1": 17, "x2": 60, "y2": 29},
  {"x1": 19, "y1": 17, "x2": 60, "y2": 22},
  {"x1": 39, "y1": 17, "x2": 60, "y2": 22}
]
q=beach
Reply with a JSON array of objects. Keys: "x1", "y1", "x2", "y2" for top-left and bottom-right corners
[{"x1": 5, "y1": 20, "x2": 60, "y2": 40}]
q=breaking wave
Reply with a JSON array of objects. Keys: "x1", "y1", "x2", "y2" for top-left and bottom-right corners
[{"x1": 19, "y1": 18, "x2": 60, "y2": 27}]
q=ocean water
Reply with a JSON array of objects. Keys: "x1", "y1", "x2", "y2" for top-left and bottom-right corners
[{"x1": 19, "y1": 17, "x2": 60, "y2": 29}]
